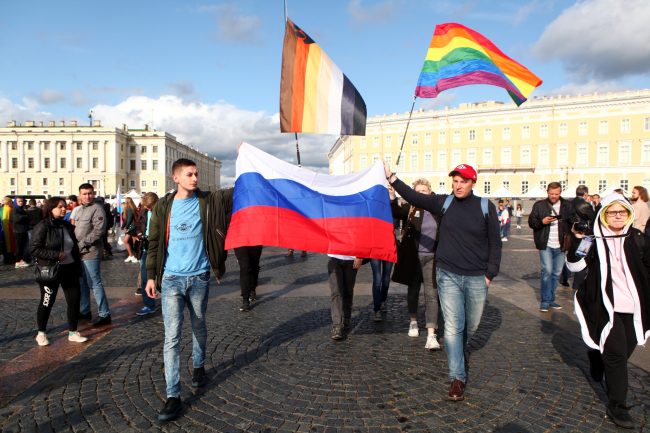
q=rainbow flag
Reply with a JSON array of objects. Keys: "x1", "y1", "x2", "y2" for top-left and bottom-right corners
[
  {"x1": 415, "y1": 23, "x2": 542, "y2": 106},
  {"x1": 280, "y1": 18, "x2": 366, "y2": 136}
]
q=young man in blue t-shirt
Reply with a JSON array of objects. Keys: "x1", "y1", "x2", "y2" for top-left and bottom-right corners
[{"x1": 145, "y1": 158, "x2": 232, "y2": 422}]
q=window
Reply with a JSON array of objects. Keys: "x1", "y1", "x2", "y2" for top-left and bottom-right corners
[
  {"x1": 26, "y1": 141, "x2": 34, "y2": 150},
  {"x1": 577, "y1": 143, "x2": 588, "y2": 165},
  {"x1": 579, "y1": 121, "x2": 588, "y2": 136},
  {"x1": 384, "y1": 154, "x2": 392, "y2": 167},
  {"x1": 559, "y1": 123, "x2": 568, "y2": 137},
  {"x1": 467, "y1": 148, "x2": 477, "y2": 166},
  {"x1": 503, "y1": 180, "x2": 510, "y2": 189},
  {"x1": 10, "y1": 178, "x2": 15, "y2": 186},
  {"x1": 359, "y1": 155, "x2": 367, "y2": 167},
  {"x1": 385, "y1": 136, "x2": 392, "y2": 147},
  {"x1": 437, "y1": 151, "x2": 447, "y2": 169},
  {"x1": 60, "y1": 158, "x2": 66, "y2": 169},
  {"x1": 372, "y1": 154, "x2": 380, "y2": 163},
  {"x1": 619, "y1": 141, "x2": 631, "y2": 164},
  {"x1": 502, "y1": 127, "x2": 511, "y2": 140},
  {"x1": 372, "y1": 136, "x2": 379, "y2": 147},
  {"x1": 538, "y1": 145, "x2": 549, "y2": 166},
  {"x1": 484, "y1": 128, "x2": 492, "y2": 141},
  {"x1": 643, "y1": 140, "x2": 650, "y2": 162},
  {"x1": 424, "y1": 152, "x2": 432, "y2": 170},
  {"x1": 130, "y1": 145, "x2": 136, "y2": 153},
  {"x1": 451, "y1": 149, "x2": 461, "y2": 166},
  {"x1": 12, "y1": 158, "x2": 17, "y2": 169},
  {"x1": 540, "y1": 124, "x2": 548, "y2": 138},
  {"x1": 92, "y1": 158, "x2": 98, "y2": 169},
  {"x1": 453, "y1": 131, "x2": 460, "y2": 144},
  {"x1": 597, "y1": 142, "x2": 609, "y2": 165},
  {"x1": 621, "y1": 118, "x2": 630, "y2": 133},
  {"x1": 153, "y1": 180, "x2": 158, "y2": 187},
  {"x1": 92, "y1": 141, "x2": 98, "y2": 150},
  {"x1": 557, "y1": 144, "x2": 568, "y2": 166},
  {"x1": 44, "y1": 158, "x2": 50, "y2": 169},
  {"x1": 59, "y1": 178, "x2": 64, "y2": 186},
  {"x1": 521, "y1": 180, "x2": 529, "y2": 195},
  {"x1": 141, "y1": 180, "x2": 147, "y2": 187},
  {"x1": 484, "y1": 181, "x2": 491, "y2": 195},
  {"x1": 410, "y1": 153, "x2": 418, "y2": 171},
  {"x1": 120, "y1": 159, "x2": 124, "y2": 170},
  {"x1": 76, "y1": 157, "x2": 82, "y2": 169},
  {"x1": 130, "y1": 180, "x2": 135, "y2": 188},
  {"x1": 28, "y1": 157, "x2": 34, "y2": 169},
  {"x1": 10, "y1": 141, "x2": 17, "y2": 150},
  {"x1": 540, "y1": 180, "x2": 547, "y2": 190},
  {"x1": 26, "y1": 178, "x2": 31, "y2": 186},
  {"x1": 483, "y1": 148, "x2": 493, "y2": 166},
  {"x1": 522, "y1": 125, "x2": 530, "y2": 139},
  {"x1": 411, "y1": 134, "x2": 418, "y2": 146},
  {"x1": 424, "y1": 133, "x2": 431, "y2": 145},
  {"x1": 598, "y1": 120, "x2": 608, "y2": 135},
  {"x1": 501, "y1": 147, "x2": 512, "y2": 165},
  {"x1": 43, "y1": 190, "x2": 48, "y2": 195},
  {"x1": 645, "y1": 117, "x2": 650, "y2": 131},
  {"x1": 439, "y1": 181, "x2": 445, "y2": 191},
  {"x1": 152, "y1": 160, "x2": 158, "y2": 171},
  {"x1": 42, "y1": 141, "x2": 49, "y2": 150},
  {"x1": 598, "y1": 179, "x2": 607, "y2": 192},
  {"x1": 560, "y1": 180, "x2": 567, "y2": 191},
  {"x1": 521, "y1": 146, "x2": 531, "y2": 165},
  {"x1": 620, "y1": 180, "x2": 629, "y2": 192},
  {"x1": 43, "y1": 178, "x2": 48, "y2": 186},
  {"x1": 468, "y1": 129, "x2": 476, "y2": 142},
  {"x1": 141, "y1": 161, "x2": 147, "y2": 170},
  {"x1": 130, "y1": 160, "x2": 136, "y2": 170},
  {"x1": 438, "y1": 131, "x2": 446, "y2": 144},
  {"x1": 360, "y1": 138, "x2": 367, "y2": 148},
  {"x1": 76, "y1": 142, "x2": 82, "y2": 151},
  {"x1": 153, "y1": 146, "x2": 158, "y2": 153},
  {"x1": 141, "y1": 146, "x2": 147, "y2": 154},
  {"x1": 59, "y1": 141, "x2": 66, "y2": 150}
]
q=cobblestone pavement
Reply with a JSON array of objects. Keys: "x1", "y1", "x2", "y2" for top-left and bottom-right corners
[{"x1": 0, "y1": 229, "x2": 649, "y2": 432}]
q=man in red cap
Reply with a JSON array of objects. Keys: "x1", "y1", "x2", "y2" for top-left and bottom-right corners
[{"x1": 385, "y1": 162, "x2": 501, "y2": 401}]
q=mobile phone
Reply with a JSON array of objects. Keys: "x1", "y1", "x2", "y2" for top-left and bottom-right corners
[{"x1": 575, "y1": 237, "x2": 593, "y2": 258}]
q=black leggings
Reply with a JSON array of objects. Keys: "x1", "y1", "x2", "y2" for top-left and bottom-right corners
[
  {"x1": 36, "y1": 263, "x2": 81, "y2": 332},
  {"x1": 234, "y1": 246, "x2": 263, "y2": 299},
  {"x1": 603, "y1": 312, "x2": 637, "y2": 406}
]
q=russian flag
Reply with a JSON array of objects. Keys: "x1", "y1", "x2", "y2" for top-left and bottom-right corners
[{"x1": 224, "y1": 143, "x2": 396, "y2": 262}]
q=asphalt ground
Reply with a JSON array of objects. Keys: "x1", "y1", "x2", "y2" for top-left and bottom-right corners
[{"x1": 0, "y1": 226, "x2": 648, "y2": 432}]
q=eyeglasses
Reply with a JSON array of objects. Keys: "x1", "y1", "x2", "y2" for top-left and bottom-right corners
[{"x1": 605, "y1": 210, "x2": 628, "y2": 217}]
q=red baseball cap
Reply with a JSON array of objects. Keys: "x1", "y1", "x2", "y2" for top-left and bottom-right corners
[{"x1": 448, "y1": 164, "x2": 477, "y2": 181}]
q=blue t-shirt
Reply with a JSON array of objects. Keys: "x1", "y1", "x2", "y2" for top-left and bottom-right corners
[{"x1": 164, "y1": 195, "x2": 210, "y2": 276}]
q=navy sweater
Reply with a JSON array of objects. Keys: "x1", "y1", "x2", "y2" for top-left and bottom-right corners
[{"x1": 392, "y1": 179, "x2": 502, "y2": 280}]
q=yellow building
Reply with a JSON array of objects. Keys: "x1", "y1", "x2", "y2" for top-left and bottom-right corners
[
  {"x1": 0, "y1": 120, "x2": 221, "y2": 198},
  {"x1": 329, "y1": 90, "x2": 650, "y2": 197}
]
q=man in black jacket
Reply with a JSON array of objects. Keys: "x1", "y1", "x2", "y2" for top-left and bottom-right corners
[
  {"x1": 385, "y1": 162, "x2": 501, "y2": 402},
  {"x1": 12, "y1": 197, "x2": 32, "y2": 268},
  {"x1": 528, "y1": 182, "x2": 573, "y2": 312},
  {"x1": 568, "y1": 185, "x2": 596, "y2": 289}
]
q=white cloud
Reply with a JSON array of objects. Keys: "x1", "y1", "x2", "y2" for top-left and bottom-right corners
[
  {"x1": 534, "y1": 0, "x2": 650, "y2": 79},
  {"x1": 37, "y1": 89, "x2": 66, "y2": 105},
  {"x1": 0, "y1": 97, "x2": 51, "y2": 124},
  {"x1": 347, "y1": 0, "x2": 400, "y2": 23},
  {"x1": 91, "y1": 95, "x2": 335, "y2": 184},
  {"x1": 210, "y1": 4, "x2": 262, "y2": 44},
  {"x1": 537, "y1": 80, "x2": 624, "y2": 97}
]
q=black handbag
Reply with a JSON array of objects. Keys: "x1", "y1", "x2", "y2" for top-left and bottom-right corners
[{"x1": 34, "y1": 227, "x2": 63, "y2": 285}]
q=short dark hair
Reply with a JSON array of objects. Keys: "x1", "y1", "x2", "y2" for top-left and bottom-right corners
[
  {"x1": 68, "y1": 194, "x2": 77, "y2": 202},
  {"x1": 79, "y1": 183, "x2": 94, "y2": 192},
  {"x1": 42, "y1": 197, "x2": 66, "y2": 218},
  {"x1": 172, "y1": 158, "x2": 196, "y2": 175},
  {"x1": 576, "y1": 184, "x2": 589, "y2": 196},
  {"x1": 547, "y1": 182, "x2": 562, "y2": 191}
]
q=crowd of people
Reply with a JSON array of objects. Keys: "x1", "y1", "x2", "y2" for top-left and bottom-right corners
[{"x1": 1, "y1": 161, "x2": 649, "y2": 428}]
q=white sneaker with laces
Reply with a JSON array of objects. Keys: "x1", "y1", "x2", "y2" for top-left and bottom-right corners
[
  {"x1": 502, "y1": 237, "x2": 508, "y2": 242},
  {"x1": 425, "y1": 334, "x2": 441, "y2": 350},
  {"x1": 408, "y1": 321, "x2": 419, "y2": 337},
  {"x1": 36, "y1": 332, "x2": 49, "y2": 346},
  {"x1": 124, "y1": 256, "x2": 133, "y2": 263},
  {"x1": 68, "y1": 331, "x2": 88, "y2": 343}
]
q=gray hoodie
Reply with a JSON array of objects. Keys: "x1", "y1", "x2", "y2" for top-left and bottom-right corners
[{"x1": 73, "y1": 202, "x2": 106, "y2": 260}]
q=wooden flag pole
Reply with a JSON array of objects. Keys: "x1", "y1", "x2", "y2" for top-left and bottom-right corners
[{"x1": 395, "y1": 96, "x2": 417, "y2": 168}]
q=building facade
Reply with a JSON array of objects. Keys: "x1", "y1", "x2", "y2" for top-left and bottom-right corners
[
  {"x1": 0, "y1": 120, "x2": 221, "y2": 198},
  {"x1": 329, "y1": 90, "x2": 650, "y2": 197}
]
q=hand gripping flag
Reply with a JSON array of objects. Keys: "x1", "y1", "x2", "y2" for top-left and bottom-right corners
[
  {"x1": 280, "y1": 18, "x2": 367, "y2": 136},
  {"x1": 225, "y1": 143, "x2": 396, "y2": 262},
  {"x1": 415, "y1": 23, "x2": 542, "y2": 106}
]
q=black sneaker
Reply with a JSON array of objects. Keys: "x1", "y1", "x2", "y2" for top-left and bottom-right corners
[
  {"x1": 192, "y1": 366, "x2": 207, "y2": 388},
  {"x1": 239, "y1": 299, "x2": 250, "y2": 312},
  {"x1": 330, "y1": 324, "x2": 344, "y2": 340},
  {"x1": 92, "y1": 315, "x2": 111, "y2": 327},
  {"x1": 342, "y1": 318, "x2": 351, "y2": 332},
  {"x1": 606, "y1": 402, "x2": 634, "y2": 429},
  {"x1": 79, "y1": 312, "x2": 92, "y2": 321},
  {"x1": 249, "y1": 290, "x2": 257, "y2": 302},
  {"x1": 158, "y1": 397, "x2": 182, "y2": 422}
]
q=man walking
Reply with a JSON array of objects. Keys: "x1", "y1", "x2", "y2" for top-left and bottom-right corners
[
  {"x1": 385, "y1": 162, "x2": 501, "y2": 401},
  {"x1": 75, "y1": 183, "x2": 111, "y2": 326},
  {"x1": 145, "y1": 158, "x2": 233, "y2": 422},
  {"x1": 528, "y1": 182, "x2": 572, "y2": 312}
]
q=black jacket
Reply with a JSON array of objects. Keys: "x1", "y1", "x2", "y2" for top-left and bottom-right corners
[
  {"x1": 30, "y1": 217, "x2": 82, "y2": 275},
  {"x1": 528, "y1": 198, "x2": 573, "y2": 250},
  {"x1": 391, "y1": 179, "x2": 501, "y2": 280},
  {"x1": 12, "y1": 206, "x2": 30, "y2": 233}
]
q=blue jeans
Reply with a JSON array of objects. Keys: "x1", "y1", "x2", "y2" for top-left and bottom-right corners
[
  {"x1": 161, "y1": 271, "x2": 210, "y2": 398},
  {"x1": 79, "y1": 259, "x2": 110, "y2": 318},
  {"x1": 139, "y1": 250, "x2": 155, "y2": 309},
  {"x1": 539, "y1": 247, "x2": 564, "y2": 307},
  {"x1": 370, "y1": 259, "x2": 393, "y2": 312},
  {"x1": 437, "y1": 268, "x2": 488, "y2": 382}
]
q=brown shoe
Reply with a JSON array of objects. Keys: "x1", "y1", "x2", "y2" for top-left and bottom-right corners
[{"x1": 448, "y1": 379, "x2": 466, "y2": 401}]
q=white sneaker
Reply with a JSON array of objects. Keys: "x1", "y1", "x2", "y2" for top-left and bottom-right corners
[
  {"x1": 35, "y1": 332, "x2": 49, "y2": 346},
  {"x1": 502, "y1": 237, "x2": 508, "y2": 242},
  {"x1": 408, "y1": 321, "x2": 419, "y2": 337},
  {"x1": 425, "y1": 334, "x2": 441, "y2": 351},
  {"x1": 124, "y1": 256, "x2": 133, "y2": 263},
  {"x1": 516, "y1": 225, "x2": 521, "y2": 229},
  {"x1": 68, "y1": 331, "x2": 88, "y2": 343}
]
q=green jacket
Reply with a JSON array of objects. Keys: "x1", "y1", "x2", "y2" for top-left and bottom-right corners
[{"x1": 146, "y1": 188, "x2": 234, "y2": 290}]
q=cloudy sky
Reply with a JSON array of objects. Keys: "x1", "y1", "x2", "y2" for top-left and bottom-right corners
[{"x1": 2, "y1": 0, "x2": 649, "y2": 184}]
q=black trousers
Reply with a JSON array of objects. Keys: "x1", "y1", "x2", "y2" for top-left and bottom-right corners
[
  {"x1": 36, "y1": 263, "x2": 81, "y2": 332},
  {"x1": 603, "y1": 312, "x2": 637, "y2": 406},
  {"x1": 14, "y1": 232, "x2": 29, "y2": 262},
  {"x1": 234, "y1": 246, "x2": 263, "y2": 299},
  {"x1": 328, "y1": 258, "x2": 358, "y2": 325}
]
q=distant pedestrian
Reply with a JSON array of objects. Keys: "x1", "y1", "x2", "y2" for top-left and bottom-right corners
[
  {"x1": 134, "y1": 192, "x2": 159, "y2": 316},
  {"x1": 12, "y1": 197, "x2": 32, "y2": 267},
  {"x1": 328, "y1": 254, "x2": 363, "y2": 340},
  {"x1": 566, "y1": 193, "x2": 650, "y2": 429},
  {"x1": 31, "y1": 197, "x2": 88, "y2": 346},
  {"x1": 631, "y1": 186, "x2": 649, "y2": 233},
  {"x1": 122, "y1": 197, "x2": 139, "y2": 263},
  {"x1": 497, "y1": 200, "x2": 509, "y2": 242},
  {"x1": 145, "y1": 158, "x2": 233, "y2": 422},
  {"x1": 1, "y1": 196, "x2": 16, "y2": 264},
  {"x1": 385, "y1": 162, "x2": 501, "y2": 402},
  {"x1": 514, "y1": 204, "x2": 524, "y2": 229},
  {"x1": 528, "y1": 182, "x2": 572, "y2": 311},
  {"x1": 95, "y1": 196, "x2": 114, "y2": 258},
  {"x1": 235, "y1": 245, "x2": 263, "y2": 312}
]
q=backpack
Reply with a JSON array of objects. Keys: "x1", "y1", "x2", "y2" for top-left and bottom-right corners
[{"x1": 441, "y1": 195, "x2": 489, "y2": 221}]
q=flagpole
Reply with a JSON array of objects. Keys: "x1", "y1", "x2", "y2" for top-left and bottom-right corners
[
  {"x1": 294, "y1": 132, "x2": 301, "y2": 167},
  {"x1": 395, "y1": 96, "x2": 417, "y2": 168}
]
